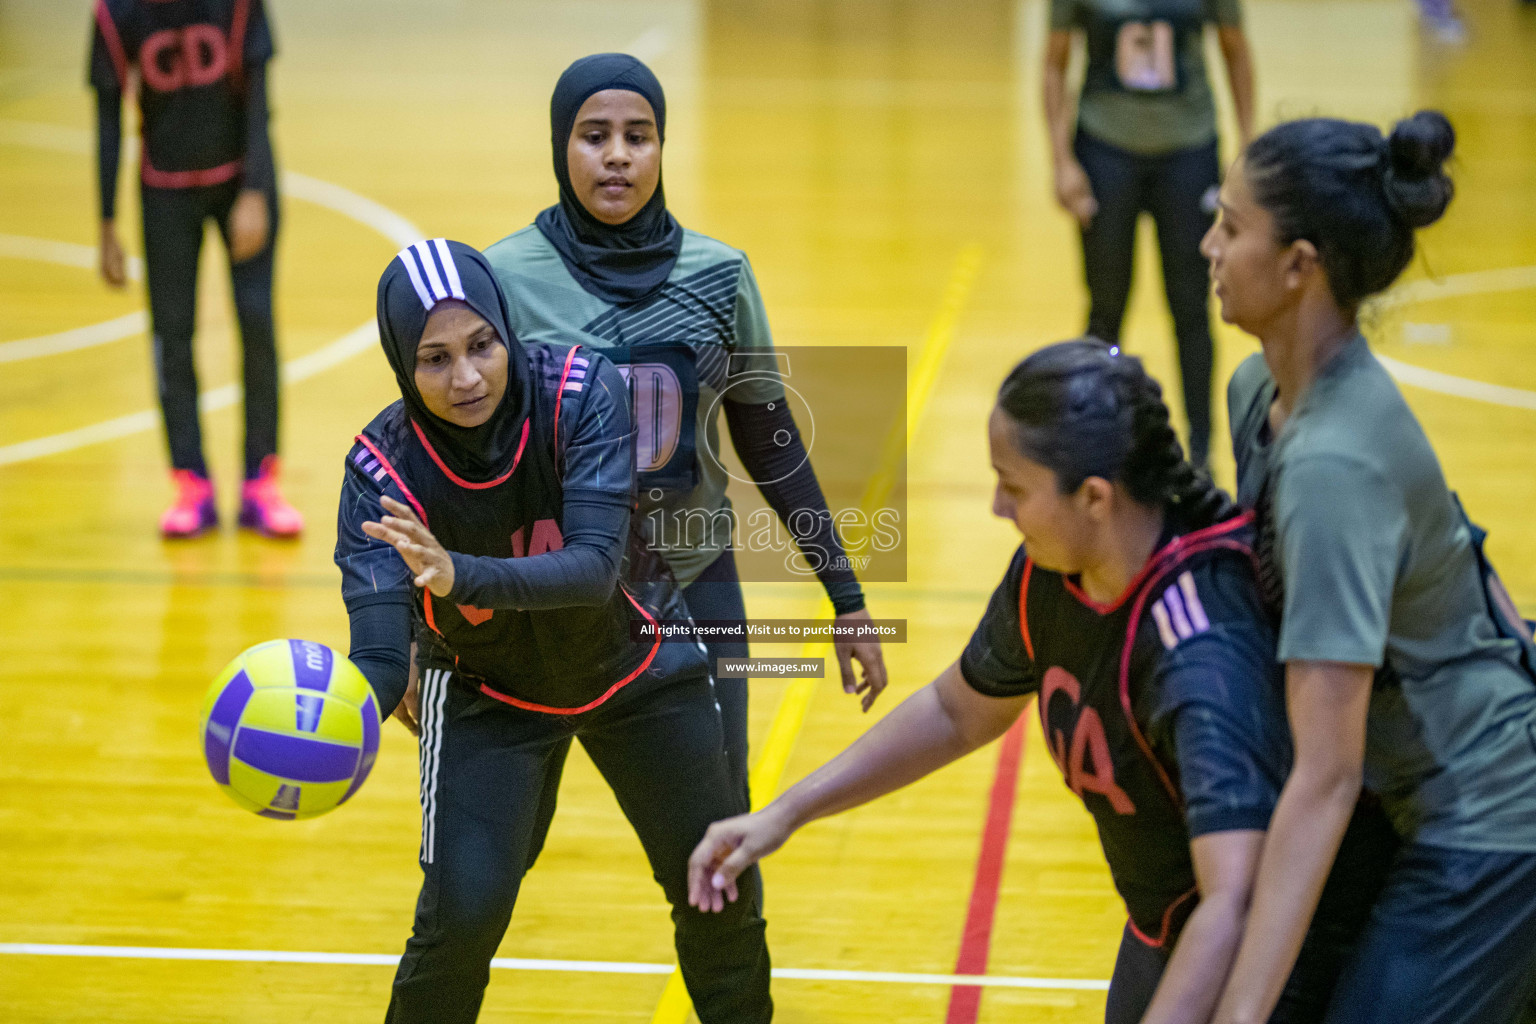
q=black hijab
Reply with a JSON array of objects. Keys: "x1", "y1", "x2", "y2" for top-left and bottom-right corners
[
  {"x1": 534, "y1": 53, "x2": 683, "y2": 306},
  {"x1": 376, "y1": 239, "x2": 533, "y2": 483}
]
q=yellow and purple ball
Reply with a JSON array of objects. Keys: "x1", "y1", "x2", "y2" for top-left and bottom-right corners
[{"x1": 199, "y1": 640, "x2": 381, "y2": 820}]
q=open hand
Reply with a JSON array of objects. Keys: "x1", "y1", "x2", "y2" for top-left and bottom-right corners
[
  {"x1": 361, "y1": 495, "x2": 455, "y2": 597},
  {"x1": 687, "y1": 806, "x2": 795, "y2": 913},
  {"x1": 834, "y1": 607, "x2": 888, "y2": 712}
]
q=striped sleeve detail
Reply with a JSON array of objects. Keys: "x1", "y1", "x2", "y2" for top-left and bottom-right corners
[
  {"x1": 350, "y1": 446, "x2": 388, "y2": 482},
  {"x1": 1151, "y1": 571, "x2": 1213, "y2": 650}
]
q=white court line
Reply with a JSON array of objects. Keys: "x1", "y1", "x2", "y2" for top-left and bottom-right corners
[
  {"x1": 1375, "y1": 353, "x2": 1536, "y2": 412},
  {"x1": 0, "y1": 943, "x2": 1110, "y2": 991},
  {"x1": 0, "y1": 311, "x2": 147, "y2": 364},
  {"x1": 0, "y1": 231, "x2": 145, "y2": 363},
  {"x1": 0, "y1": 232, "x2": 144, "y2": 280},
  {"x1": 0, "y1": 322, "x2": 379, "y2": 466},
  {"x1": 0, "y1": 118, "x2": 92, "y2": 153},
  {"x1": 0, "y1": 168, "x2": 416, "y2": 365},
  {"x1": 1379, "y1": 264, "x2": 1536, "y2": 309},
  {"x1": 0, "y1": 120, "x2": 422, "y2": 465}
]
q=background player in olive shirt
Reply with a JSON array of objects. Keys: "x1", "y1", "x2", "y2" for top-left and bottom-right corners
[
  {"x1": 689, "y1": 340, "x2": 1391, "y2": 1024},
  {"x1": 1204, "y1": 111, "x2": 1536, "y2": 1024},
  {"x1": 1043, "y1": 0, "x2": 1255, "y2": 465},
  {"x1": 485, "y1": 54, "x2": 889, "y2": 808}
]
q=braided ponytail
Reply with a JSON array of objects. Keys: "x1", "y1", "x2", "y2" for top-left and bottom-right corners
[
  {"x1": 1119, "y1": 366, "x2": 1237, "y2": 530},
  {"x1": 997, "y1": 338, "x2": 1236, "y2": 529}
]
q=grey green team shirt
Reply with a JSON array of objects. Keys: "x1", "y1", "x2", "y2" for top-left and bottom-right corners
[
  {"x1": 485, "y1": 225, "x2": 783, "y2": 585},
  {"x1": 1229, "y1": 338, "x2": 1536, "y2": 851},
  {"x1": 1052, "y1": 0, "x2": 1241, "y2": 155}
]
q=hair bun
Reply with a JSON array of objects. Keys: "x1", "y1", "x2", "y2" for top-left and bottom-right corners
[{"x1": 1383, "y1": 110, "x2": 1455, "y2": 228}]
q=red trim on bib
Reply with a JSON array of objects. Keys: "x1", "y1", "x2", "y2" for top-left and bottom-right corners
[
  {"x1": 476, "y1": 586, "x2": 660, "y2": 715},
  {"x1": 141, "y1": 155, "x2": 243, "y2": 189},
  {"x1": 1127, "y1": 886, "x2": 1198, "y2": 949},
  {"x1": 1017, "y1": 558, "x2": 1035, "y2": 661},
  {"x1": 355, "y1": 434, "x2": 442, "y2": 636},
  {"x1": 551, "y1": 345, "x2": 583, "y2": 477},
  {"x1": 94, "y1": 0, "x2": 129, "y2": 88},
  {"x1": 409, "y1": 418, "x2": 530, "y2": 490}
]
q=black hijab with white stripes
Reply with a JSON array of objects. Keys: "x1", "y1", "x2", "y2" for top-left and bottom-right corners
[
  {"x1": 377, "y1": 239, "x2": 534, "y2": 483},
  {"x1": 534, "y1": 53, "x2": 683, "y2": 305}
]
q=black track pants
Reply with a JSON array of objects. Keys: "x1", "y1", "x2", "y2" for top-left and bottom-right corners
[
  {"x1": 385, "y1": 644, "x2": 772, "y2": 1024},
  {"x1": 139, "y1": 181, "x2": 279, "y2": 478},
  {"x1": 1074, "y1": 130, "x2": 1218, "y2": 465}
]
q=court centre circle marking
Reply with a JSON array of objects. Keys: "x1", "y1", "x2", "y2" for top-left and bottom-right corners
[
  {"x1": 0, "y1": 942, "x2": 1109, "y2": 991},
  {"x1": 1372, "y1": 263, "x2": 1536, "y2": 411},
  {"x1": 0, "y1": 121, "x2": 423, "y2": 466},
  {"x1": 0, "y1": 232, "x2": 147, "y2": 364}
]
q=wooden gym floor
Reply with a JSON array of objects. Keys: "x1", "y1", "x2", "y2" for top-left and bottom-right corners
[{"x1": 1, "y1": 0, "x2": 1533, "y2": 1020}]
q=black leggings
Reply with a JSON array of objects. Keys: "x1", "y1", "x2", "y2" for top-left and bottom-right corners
[
  {"x1": 1074, "y1": 130, "x2": 1219, "y2": 464},
  {"x1": 139, "y1": 181, "x2": 279, "y2": 478},
  {"x1": 387, "y1": 643, "x2": 771, "y2": 1024}
]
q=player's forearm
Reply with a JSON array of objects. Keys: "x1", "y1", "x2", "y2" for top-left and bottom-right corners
[
  {"x1": 1219, "y1": 30, "x2": 1256, "y2": 146},
  {"x1": 1211, "y1": 769, "x2": 1358, "y2": 1024},
  {"x1": 344, "y1": 595, "x2": 413, "y2": 717},
  {"x1": 771, "y1": 679, "x2": 977, "y2": 829},
  {"x1": 240, "y1": 64, "x2": 276, "y2": 193},
  {"x1": 1140, "y1": 888, "x2": 1249, "y2": 1024},
  {"x1": 725, "y1": 398, "x2": 864, "y2": 614},
  {"x1": 95, "y1": 88, "x2": 122, "y2": 221},
  {"x1": 1042, "y1": 34, "x2": 1076, "y2": 165},
  {"x1": 447, "y1": 507, "x2": 626, "y2": 612}
]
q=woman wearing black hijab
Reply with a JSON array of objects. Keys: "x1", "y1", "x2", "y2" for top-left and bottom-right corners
[
  {"x1": 333, "y1": 239, "x2": 772, "y2": 1023},
  {"x1": 486, "y1": 52, "x2": 889, "y2": 819}
]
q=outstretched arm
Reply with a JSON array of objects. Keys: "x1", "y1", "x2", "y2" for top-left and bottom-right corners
[
  {"x1": 688, "y1": 662, "x2": 1028, "y2": 911},
  {"x1": 365, "y1": 357, "x2": 636, "y2": 610},
  {"x1": 726, "y1": 397, "x2": 888, "y2": 709},
  {"x1": 1141, "y1": 829, "x2": 1266, "y2": 1024}
]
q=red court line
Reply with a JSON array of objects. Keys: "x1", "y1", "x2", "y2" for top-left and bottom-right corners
[{"x1": 944, "y1": 716, "x2": 1029, "y2": 1024}]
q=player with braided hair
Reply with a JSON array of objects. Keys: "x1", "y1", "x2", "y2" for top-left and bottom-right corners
[{"x1": 687, "y1": 338, "x2": 1393, "y2": 1024}]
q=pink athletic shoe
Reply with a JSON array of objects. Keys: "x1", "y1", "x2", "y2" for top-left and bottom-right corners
[
  {"x1": 160, "y1": 470, "x2": 218, "y2": 538},
  {"x1": 239, "y1": 456, "x2": 304, "y2": 538}
]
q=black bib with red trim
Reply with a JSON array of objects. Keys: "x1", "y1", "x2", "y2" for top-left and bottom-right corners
[
  {"x1": 1021, "y1": 514, "x2": 1257, "y2": 945},
  {"x1": 358, "y1": 344, "x2": 671, "y2": 713},
  {"x1": 94, "y1": 0, "x2": 266, "y2": 185}
]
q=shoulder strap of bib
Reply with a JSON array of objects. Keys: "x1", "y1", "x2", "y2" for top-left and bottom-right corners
[{"x1": 551, "y1": 344, "x2": 585, "y2": 485}]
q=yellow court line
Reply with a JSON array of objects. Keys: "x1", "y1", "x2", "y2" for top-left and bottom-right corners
[{"x1": 648, "y1": 243, "x2": 986, "y2": 1024}]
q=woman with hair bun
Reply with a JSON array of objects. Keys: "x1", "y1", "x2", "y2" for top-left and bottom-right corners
[
  {"x1": 688, "y1": 340, "x2": 1393, "y2": 1024},
  {"x1": 1205, "y1": 112, "x2": 1536, "y2": 1024}
]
